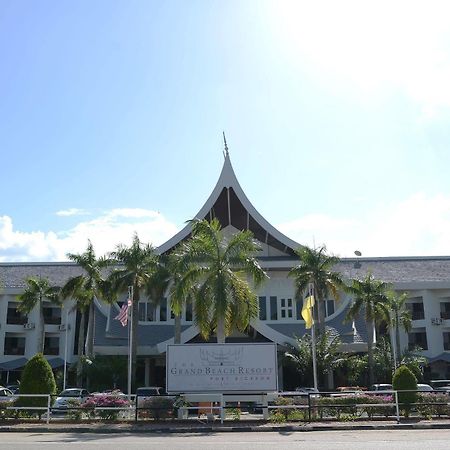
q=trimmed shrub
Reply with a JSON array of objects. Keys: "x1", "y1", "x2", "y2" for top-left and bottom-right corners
[
  {"x1": 273, "y1": 396, "x2": 295, "y2": 420},
  {"x1": 416, "y1": 393, "x2": 449, "y2": 418},
  {"x1": 392, "y1": 365, "x2": 417, "y2": 417},
  {"x1": 139, "y1": 396, "x2": 175, "y2": 420},
  {"x1": 17, "y1": 353, "x2": 57, "y2": 415}
]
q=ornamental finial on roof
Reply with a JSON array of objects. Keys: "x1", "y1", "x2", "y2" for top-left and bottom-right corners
[{"x1": 223, "y1": 131, "x2": 229, "y2": 158}]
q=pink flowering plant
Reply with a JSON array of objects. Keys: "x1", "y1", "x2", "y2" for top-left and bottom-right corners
[{"x1": 82, "y1": 392, "x2": 130, "y2": 421}]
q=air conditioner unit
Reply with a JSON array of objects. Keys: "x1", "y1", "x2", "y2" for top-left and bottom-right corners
[
  {"x1": 23, "y1": 322, "x2": 35, "y2": 330},
  {"x1": 431, "y1": 317, "x2": 443, "y2": 325},
  {"x1": 58, "y1": 324, "x2": 66, "y2": 331}
]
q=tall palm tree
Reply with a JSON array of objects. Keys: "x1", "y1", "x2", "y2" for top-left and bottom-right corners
[
  {"x1": 388, "y1": 291, "x2": 412, "y2": 366},
  {"x1": 61, "y1": 241, "x2": 113, "y2": 360},
  {"x1": 17, "y1": 277, "x2": 61, "y2": 354},
  {"x1": 108, "y1": 234, "x2": 169, "y2": 390},
  {"x1": 345, "y1": 273, "x2": 391, "y2": 386},
  {"x1": 170, "y1": 218, "x2": 267, "y2": 343},
  {"x1": 288, "y1": 245, "x2": 343, "y2": 334}
]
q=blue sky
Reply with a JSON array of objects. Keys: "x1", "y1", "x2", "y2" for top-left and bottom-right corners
[{"x1": 1, "y1": 0, "x2": 450, "y2": 261}]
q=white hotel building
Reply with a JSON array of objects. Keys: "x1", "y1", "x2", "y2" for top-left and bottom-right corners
[{"x1": 1, "y1": 152, "x2": 450, "y2": 388}]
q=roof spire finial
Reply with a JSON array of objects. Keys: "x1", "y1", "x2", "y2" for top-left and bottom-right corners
[{"x1": 223, "y1": 131, "x2": 229, "y2": 159}]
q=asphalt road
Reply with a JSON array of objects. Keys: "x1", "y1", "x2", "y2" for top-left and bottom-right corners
[{"x1": 2, "y1": 430, "x2": 450, "y2": 450}]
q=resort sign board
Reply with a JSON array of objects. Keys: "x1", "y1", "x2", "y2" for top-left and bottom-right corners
[{"x1": 166, "y1": 343, "x2": 278, "y2": 393}]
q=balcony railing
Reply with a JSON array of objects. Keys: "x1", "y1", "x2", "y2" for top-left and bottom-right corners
[
  {"x1": 6, "y1": 316, "x2": 28, "y2": 325},
  {"x1": 44, "y1": 317, "x2": 62, "y2": 325},
  {"x1": 4, "y1": 347, "x2": 26, "y2": 355},
  {"x1": 411, "y1": 311, "x2": 425, "y2": 320},
  {"x1": 44, "y1": 347, "x2": 59, "y2": 355}
]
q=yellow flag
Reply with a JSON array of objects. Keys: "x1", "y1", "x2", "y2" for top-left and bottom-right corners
[{"x1": 302, "y1": 295, "x2": 315, "y2": 329}]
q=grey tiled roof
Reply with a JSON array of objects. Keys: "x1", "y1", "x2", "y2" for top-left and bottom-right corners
[
  {"x1": 335, "y1": 257, "x2": 450, "y2": 284},
  {"x1": 0, "y1": 263, "x2": 84, "y2": 288},
  {"x1": 2, "y1": 256, "x2": 450, "y2": 289},
  {"x1": 267, "y1": 305, "x2": 367, "y2": 345}
]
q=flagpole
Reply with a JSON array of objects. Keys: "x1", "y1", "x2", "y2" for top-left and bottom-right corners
[
  {"x1": 310, "y1": 284, "x2": 318, "y2": 391},
  {"x1": 127, "y1": 286, "x2": 133, "y2": 401}
]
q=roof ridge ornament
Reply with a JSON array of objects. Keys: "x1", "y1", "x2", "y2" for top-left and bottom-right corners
[{"x1": 223, "y1": 131, "x2": 229, "y2": 159}]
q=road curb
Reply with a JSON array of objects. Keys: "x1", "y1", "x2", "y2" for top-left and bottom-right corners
[{"x1": 2, "y1": 422, "x2": 450, "y2": 433}]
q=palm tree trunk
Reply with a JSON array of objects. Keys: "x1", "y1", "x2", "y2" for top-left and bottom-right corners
[
  {"x1": 85, "y1": 300, "x2": 95, "y2": 358},
  {"x1": 316, "y1": 293, "x2": 326, "y2": 335},
  {"x1": 395, "y1": 319, "x2": 401, "y2": 366},
  {"x1": 131, "y1": 283, "x2": 139, "y2": 392},
  {"x1": 174, "y1": 314, "x2": 181, "y2": 344},
  {"x1": 77, "y1": 311, "x2": 86, "y2": 387},
  {"x1": 38, "y1": 298, "x2": 45, "y2": 354},
  {"x1": 367, "y1": 320, "x2": 375, "y2": 386},
  {"x1": 216, "y1": 317, "x2": 226, "y2": 343}
]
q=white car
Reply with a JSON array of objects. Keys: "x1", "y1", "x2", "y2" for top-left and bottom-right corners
[
  {"x1": 52, "y1": 388, "x2": 90, "y2": 413},
  {"x1": 0, "y1": 387, "x2": 15, "y2": 405}
]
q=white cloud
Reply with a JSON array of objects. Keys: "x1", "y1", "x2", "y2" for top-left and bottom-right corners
[
  {"x1": 270, "y1": 0, "x2": 450, "y2": 115},
  {"x1": 56, "y1": 208, "x2": 89, "y2": 217},
  {"x1": 0, "y1": 209, "x2": 179, "y2": 262},
  {"x1": 278, "y1": 193, "x2": 450, "y2": 257}
]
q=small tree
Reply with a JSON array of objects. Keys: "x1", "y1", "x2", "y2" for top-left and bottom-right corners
[
  {"x1": 18, "y1": 353, "x2": 57, "y2": 414},
  {"x1": 392, "y1": 365, "x2": 417, "y2": 417}
]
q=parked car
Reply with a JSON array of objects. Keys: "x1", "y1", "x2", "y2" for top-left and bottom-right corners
[
  {"x1": 6, "y1": 384, "x2": 20, "y2": 395},
  {"x1": 52, "y1": 388, "x2": 90, "y2": 413},
  {"x1": 0, "y1": 387, "x2": 15, "y2": 405},
  {"x1": 417, "y1": 383, "x2": 434, "y2": 392},
  {"x1": 135, "y1": 386, "x2": 163, "y2": 407},
  {"x1": 430, "y1": 380, "x2": 450, "y2": 393},
  {"x1": 370, "y1": 384, "x2": 393, "y2": 391}
]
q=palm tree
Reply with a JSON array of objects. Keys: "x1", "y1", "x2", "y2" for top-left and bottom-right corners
[
  {"x1": 170, "y1": 218, "x2": 267, "y2": 343},
  {"x1": 284, "y1": 330, "x2": 345, "y2": 388},
  {"x1": 387, "y1": 291, "x2": 412, "y2": 367},
  {"x1": 17, "y1": 277, "x2": 61, "y2": 354},
  {"x1": 108, "y1": 234, "x2": 169, "y2": 390},
  {"x1": 345, "y1": 273, "x2": 391, "y2": 386},
  {"x1": 288, "y1": 245, "x2": 343, "y2": 334},
  {"x1": 61, "y1": 241, "x2": 113, "y2": 360},
  {"x1": 168, "y1": 260, "x2": 195, "y2": 344}
]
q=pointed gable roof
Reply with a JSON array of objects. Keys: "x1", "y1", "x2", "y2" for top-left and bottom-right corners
[{"x1": 158, "y1": 152, "x2": 300, "y2": 256}]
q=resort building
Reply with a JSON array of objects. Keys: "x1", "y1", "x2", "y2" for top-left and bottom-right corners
[{"x1": 1, "y1": 151, "x2": 450, "y2": 388}]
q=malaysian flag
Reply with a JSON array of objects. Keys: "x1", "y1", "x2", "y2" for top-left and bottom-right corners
[{"x1": 115, "y1": 298, "x2": 132, "y2": 327}]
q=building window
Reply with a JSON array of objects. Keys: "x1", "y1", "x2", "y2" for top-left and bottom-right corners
[
  {"x1": 4, "y1": 333, "x2": 26, "y2": 355},
  {"x1": 270, "y1": 296, "x2": 278, "y2": 320},
  {"x1": 325, "y1": 300, "x2": 335, "y2": 317},
  {"x1": 43, "y1": 306, "x2": 61, "y2": 325},
  {"x1": 138, "y1": 302, "x2": 146, "y2": 321},
  {"x1": 259, "y1": 296, "x2": 267, "y2": 321},
  {"x1": 407, "y1": 301, "x2": 425, "y2": 321},
  {"x1": 6, "y1": 302, "x2": 27, "y2": 325},
  {"x1": 159, "y1": 298, "x2": 167, "y2": 322},
  {"x1": 280, "y1": 298, "x2": 293, "y2": 319},
  {"x1": 44, "y1": 335, "x2": 60, "y2": 355},
  {"x1": 408, "y1": 331, "x2": 428, "y2": 350},
  {"x1": 441, "y1": 303, "x2": 450, "y2": 320},
  {"x1": 444, "y1": 332, "x2": 450, "y2": 351},
  {"x1": 185, "y1": 303, "x2": 193, "y2": 322},
  {"x1": 296, "y1": 299, "x2": 303, "y2": 320}
]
